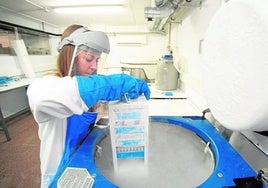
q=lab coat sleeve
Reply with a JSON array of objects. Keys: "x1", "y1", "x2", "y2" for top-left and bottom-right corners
[{"x1": 27, "y1": 75, "x2": 87, "y2": 123}]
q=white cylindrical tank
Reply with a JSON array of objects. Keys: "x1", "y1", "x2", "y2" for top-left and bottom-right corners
[{"x1": 155, "y1": 54, "x2": 179, "y2": 90}]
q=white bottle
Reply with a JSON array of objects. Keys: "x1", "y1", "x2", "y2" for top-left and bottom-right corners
[{"x1": 155, "y1": 54, "x2": 178, "y2": 90}]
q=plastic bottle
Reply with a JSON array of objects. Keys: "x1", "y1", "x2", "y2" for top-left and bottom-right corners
[{"x1": 155, "y1": 54, "x2": 178, "y2": 90}]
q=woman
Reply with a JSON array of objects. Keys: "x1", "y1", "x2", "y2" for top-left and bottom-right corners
[{"x1": 27, "y1": 24, "x2": 150, "y2": 187}]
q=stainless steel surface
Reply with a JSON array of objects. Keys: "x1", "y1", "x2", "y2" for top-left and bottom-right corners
[
  {"x1": 120, "y1": 59, "x2": 158, "y2": 83},
  {"x1": 95, "y1": 121, "x2": 214, "y2": 188},
  {"x1": 229, "y1": 131, "x2": 268, "y2": 174},
  {"x1": 242, "y1": 131, "x2": 268, "y2": 156},
  {"x1": 121, "y1": 67, "x2": 151, "y2": 82}
]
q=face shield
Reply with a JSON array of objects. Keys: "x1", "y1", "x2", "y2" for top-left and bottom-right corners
[{"x1": 57, "y1": 27, "x2": 110, "y2": 76}]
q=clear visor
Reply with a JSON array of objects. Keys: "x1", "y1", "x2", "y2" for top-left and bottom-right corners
[
  {"x1": 97, "y1": 53, "x2": 108, "y2": 74},
  {"x1": 76, "y1": 46, "x2": 109, "y2": 75},
  {"x1": 68, "y1": 46, "x2": 108, "y2": 76}
]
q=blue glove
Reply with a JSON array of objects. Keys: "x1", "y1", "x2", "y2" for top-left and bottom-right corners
[
  {"x1": 75, "y1": 74, "x2": 150, "y2": 108},
  {"x1": 135, "y1": 78, "x2": 151, "y2": 100}
]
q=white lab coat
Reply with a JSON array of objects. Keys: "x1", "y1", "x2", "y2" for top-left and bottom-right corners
[{"x1": 27, "y1": 75, "x2": 89, "y2": 187}]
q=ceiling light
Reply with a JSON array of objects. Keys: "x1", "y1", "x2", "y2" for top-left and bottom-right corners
[
  {"x1": 49, "y1": 0, "x2": 127, "y2": 7},
  {"x1": 53, "y1": 5, "x2": 125, "y2": 14}
]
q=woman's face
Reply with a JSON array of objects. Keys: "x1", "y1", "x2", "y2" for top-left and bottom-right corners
[{"x1": 75, "y1": 50, "x2": 100, "y2": 76}]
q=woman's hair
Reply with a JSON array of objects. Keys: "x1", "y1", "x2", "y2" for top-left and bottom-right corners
[
  {"x1": 46, "y1": 24, "x2": 100, "y2": 112},
  {"x1": 56, "y1": 24, "x2": 84, "y2": 77}
]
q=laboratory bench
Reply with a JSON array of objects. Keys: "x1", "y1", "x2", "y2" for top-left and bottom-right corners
[
  {"x1": 0, "y1": 78, "x2": 33, "y2": 93},
  {"x1": 148, "y1": 83, "x2": 202, "y2": 117},
  {"x1": 0, "y1": 78, "x2": 33, "y2": 141}
]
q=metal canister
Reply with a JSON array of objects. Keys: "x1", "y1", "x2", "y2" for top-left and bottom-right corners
[{"x1": 155, "y1": 54, "x2": 178, "y2": 90}]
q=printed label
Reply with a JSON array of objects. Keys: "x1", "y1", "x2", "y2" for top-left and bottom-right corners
[{"x1": 57, "y1": 167, "x2": 94, "y2": 188}]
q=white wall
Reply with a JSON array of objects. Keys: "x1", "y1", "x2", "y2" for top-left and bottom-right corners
[
  {"x1": 106, "y1": 33, "x2": 167, "y2": 66},
  {"x1": 171, "y1": 0, "x2": 224, "y2": 111}
]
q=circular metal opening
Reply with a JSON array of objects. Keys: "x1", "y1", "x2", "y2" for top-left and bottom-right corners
[{"x1": 95, "y1": 121, "x2": 215, "y2": 188}]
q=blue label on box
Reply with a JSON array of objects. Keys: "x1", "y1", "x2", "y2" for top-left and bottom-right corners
[
  {"x1": 115, "y1": 126, "x2": 144, "y2": 134},
  {"x1": 117, "y1": 151, "x2": 144, "y2": 159}
]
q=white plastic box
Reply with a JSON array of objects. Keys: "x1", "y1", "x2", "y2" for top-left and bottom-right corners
[{"x1": 108, "y1": 96, "x2": 149, "y2": 171}]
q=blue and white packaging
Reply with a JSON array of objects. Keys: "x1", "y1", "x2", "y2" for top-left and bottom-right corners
[{"x1": 108, "y1": 96, "x2": 149, "y2": 170}]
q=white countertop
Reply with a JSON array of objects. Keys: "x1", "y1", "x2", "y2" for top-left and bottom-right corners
[
  {"x1": 148, "y1": 84, "x2": 201, "y2": 116},
  {"x1": 148, "y1": 83, "x2": 186, "y2": 99},
  {"x1": 149, "y1": 99, "x2": 202, "y2": 116},
  {"x1": 0, "y1": 78, "x2": 33, "y2": 93}
]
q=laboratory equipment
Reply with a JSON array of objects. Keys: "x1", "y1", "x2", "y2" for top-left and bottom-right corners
[
  {"x1": 155, "y1": 54, "x2": 179, "y2": 90},
  {"x1": 51, "y1": 116, "x2": 265, "y2": 188},
  {"x1": 120, "y1": 58, "x2": 158, "y2": 83}
]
